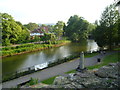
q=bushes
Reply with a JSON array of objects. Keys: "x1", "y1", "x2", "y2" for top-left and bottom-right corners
[
  {"x1": 2, "y1": 44, "x2": 53, "y2": 56},
  {"x1": 1, "y1": 40, "x2": 70, "y2": 57},
  {"x1": 2, "y1": 47, "x2": 12, "y2": 50},
  {"x1": 26, "y1": 78, "x2": 39, "y2": 86}
]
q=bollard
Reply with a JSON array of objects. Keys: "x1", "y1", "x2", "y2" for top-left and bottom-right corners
[
  {"x1": 15, "y1": 71, "x2": 18, "y2": 78},
  {"x1": 79, "y1": 51, "x2": 85, "y2": 69},
  {"x1": 28, "y1": 67, "x2": 31, "y2": 73},
  {"x1": 76, "y1": 51, "x2": 87, "y2": 72},
  {"x1": 97, "y1": 58, "x2": 101, "y2": 62}
]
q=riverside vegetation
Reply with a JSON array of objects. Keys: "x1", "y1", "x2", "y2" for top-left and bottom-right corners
[{"x1": 1, "y1": 40, "x2": 71, "y2": 58}]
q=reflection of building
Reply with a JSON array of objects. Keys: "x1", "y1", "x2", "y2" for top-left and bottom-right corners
[{"x1": 115, "y1": 0, "x2": 120, "y2": 14}]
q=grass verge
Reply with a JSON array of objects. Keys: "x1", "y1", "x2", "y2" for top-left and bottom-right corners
[
  {"x1": 65, "y1": 70, "x2": 76, "y2": 74},
  {"x1": 85, "y1": 52, "x2": 99, "y2": 58},
  {"x1": 88, "y1": 52, "x2": 119, "y2": 70},
  {"x1": 113, "y1": 47, "x2": 120, "y2": 51},
  {"x1": 41, "y1": 76, "x2": 58, "y2": 84}
]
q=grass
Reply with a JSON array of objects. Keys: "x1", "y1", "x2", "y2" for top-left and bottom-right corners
[
  {"x1": 113, "y1": 47, "x2": 120, "y2": 51},
  {"x1": 67, "y1": 52, "x2": 119, "y2": 73},
  {"x1": 65, "y1": 70, "x2": 76, "y2": 74},
  {"x1": 85, "y1": 52, "x2": 99, "y2": 58},
  {"x1": 1, "y1": 40, "x2": 71, "y2": 57},
  {"x1": 88, "y1": 52, "x2": 119, "y2": 70},
  {"x1": 41, "y1": 76, "x2": 57, "y2": 84}
]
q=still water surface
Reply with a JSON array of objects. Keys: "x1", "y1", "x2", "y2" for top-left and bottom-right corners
[{"x1": 2, "y1": 40, "x2": 99, "y2": 74}]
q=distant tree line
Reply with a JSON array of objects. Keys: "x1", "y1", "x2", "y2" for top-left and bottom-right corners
[{"x1": 1, "y1": 3, "x2": 119, "y2": 49}]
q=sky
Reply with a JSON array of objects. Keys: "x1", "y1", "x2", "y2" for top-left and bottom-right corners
[{"x1": 0, "y1": 0, "x2": 115, "y2": 24}]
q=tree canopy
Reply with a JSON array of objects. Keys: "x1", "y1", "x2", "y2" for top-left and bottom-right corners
[
  {"x1": 1, "y1": 13, "x2": 30, "y2": 46},
  {"x1": 24, "y1": 22, "x2": 39, "y2": 31},
  {"x1": 92, "y1": 4, "x2": 119, "y2": 49},
  {"x1": 64, "y1": 15, "x2": 94, "y2": 42},
  {"x1": 53, "y1": 21, "x2": 64, "y2": 40}
]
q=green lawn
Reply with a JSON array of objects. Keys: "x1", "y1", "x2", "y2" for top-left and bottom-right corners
[
  {"x1": 67, "y1": 52, "x2": 119, "y2": 72},
  {"x1": 88, "y1": 52, "x2": 119, "y2": 70},
  {"x1": 41, "y1": 76, "x2": 58, "y2": 84},
  {"x1": 113, "y1": 47, "x2": 120, "y2": 51},
  {"x1": 85, "y1": 52, "x2": 99, "y2": 58},
  {"x1": 65, "y1": 69, "x2": 76, "y2": 74}
]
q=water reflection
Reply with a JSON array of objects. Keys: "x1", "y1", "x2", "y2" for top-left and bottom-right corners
[
  {"x1": 2, "y1": 40, "x2": 99, "y2": 74},
  {"x1": 87, "y1": 40, "x2": 99, "y2": 53}
]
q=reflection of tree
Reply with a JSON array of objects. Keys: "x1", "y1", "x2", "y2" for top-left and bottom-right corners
[
  {"x1": 3, "y1": 40, "x2": 98, "y2": 74},
  {"x1": 69, "y1": 41, "x2": 88, "y2": 53},
  {"x1": 2, "y1": 54, "x2": 28, "y2": 74}
]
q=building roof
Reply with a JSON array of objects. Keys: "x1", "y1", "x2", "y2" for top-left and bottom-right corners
[
  {"x1": 30, "y1": 29, "x2": 43, "y2": 33},
  {"x1": 30, "y1": 26, "x2": 49, "y2": 34}
]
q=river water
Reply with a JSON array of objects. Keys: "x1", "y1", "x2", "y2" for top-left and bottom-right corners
[{"x1": 2, "y1": 40, "x2": 99, "y2": 74}]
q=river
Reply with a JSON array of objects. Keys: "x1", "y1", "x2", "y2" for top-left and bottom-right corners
[{"x1": 2, "y1": 40, "x2": 99, "y2": 75}]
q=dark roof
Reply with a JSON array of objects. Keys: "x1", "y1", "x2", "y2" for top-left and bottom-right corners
[{"x1": 30, "y1": 29, "x2": 43, "y2": 33}]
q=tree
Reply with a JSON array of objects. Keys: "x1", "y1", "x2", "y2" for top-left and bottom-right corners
[
  {"x1": 92, "y1": 4, "x2": 119, "y2": 49},
  {"x1": 41, "y1": 33, "x2": 56, "y2": 43},
  {"x1": 54, "y1": 21, "x2": 64, "y2": 40},
  {"x1": 24, "y1": 22, "x2": 38, "y2": 31},
  {"x1": 16, "y1": 21, "x2": 30, "y2": 43},
  {"x1": 1, "y1": 13, "x2": 30, "y2": 45},
  {"x1": 64, "y1": 15, "x2": 91, "y2": 42}
]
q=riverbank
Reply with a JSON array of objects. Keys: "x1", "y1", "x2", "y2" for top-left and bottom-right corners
[{"x1": 1, "y1": 40, "x2": 71, "y2": 58}]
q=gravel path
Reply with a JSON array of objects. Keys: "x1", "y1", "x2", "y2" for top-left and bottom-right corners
[{"x1": 2, "y1": 51, "x2": 117, "y2": 88}]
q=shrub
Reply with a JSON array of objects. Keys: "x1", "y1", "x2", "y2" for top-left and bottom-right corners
[
  {"x1": 26, "y1": 78, "x2": 39, "y2": 86},
  {"x1": 2, "y1": 47, "x2": 11, "y2": 50}
]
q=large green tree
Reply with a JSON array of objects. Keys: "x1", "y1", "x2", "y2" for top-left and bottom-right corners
[
  {"x1": 54, "y1": 21, "x2": 64, "y2": 40},
  {"x1": 64, "y1": 15, "x2": 92, "y2": 42},
  {"x1": 1, "y1": 13, "x2": 30, "y2": 46},
  {"x1": 92, "y1": 4, "x2": 119, "y2": 49}
]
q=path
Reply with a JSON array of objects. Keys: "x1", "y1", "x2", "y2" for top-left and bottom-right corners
[{"x1": 2, "y1": 51, "x2": 118, "y2": 88}]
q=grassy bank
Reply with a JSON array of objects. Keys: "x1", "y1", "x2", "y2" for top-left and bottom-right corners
[
  {"x1": 88, "y1": 52, "x2": 119, "y2": 70},
  {"x1": 1, "y1": 40, "x2": 71, "y2": 58}
]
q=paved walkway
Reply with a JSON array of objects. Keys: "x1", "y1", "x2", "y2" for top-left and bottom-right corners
[{"x1": 2, "y1": 51, "x2": 118, "y2": 88}]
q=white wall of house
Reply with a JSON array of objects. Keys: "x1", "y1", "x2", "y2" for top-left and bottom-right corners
[{"x1": 30, "y1": 33, "x2": 44, "y2": 36}]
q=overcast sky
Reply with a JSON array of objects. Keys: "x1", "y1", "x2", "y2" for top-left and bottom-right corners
[{"x1": 0, "y1": 0, "x2": 114, "y2": 24}]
